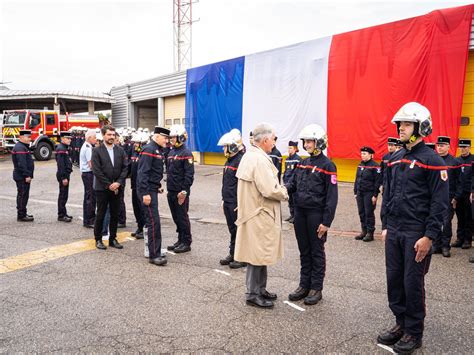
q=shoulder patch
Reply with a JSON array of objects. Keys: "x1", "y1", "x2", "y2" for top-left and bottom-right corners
[
  {"x1": 331, "y1": 174, "x2": 337, "y2": 185},
  {"x1": 440, "y1": 170, "x2": 448, "y2": 181}
]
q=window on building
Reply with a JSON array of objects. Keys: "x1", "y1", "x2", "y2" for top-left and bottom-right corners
[{"x1": 165, "y1": 119, "x2": 172, "y2": 127}]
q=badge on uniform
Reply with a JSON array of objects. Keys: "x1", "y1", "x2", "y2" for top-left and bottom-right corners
[
  {"x1": 331, "y1": 174, "x2": 337, "y2": 185},
  {"x1": 360, "y1": 167, "x2": 364, "y2": 171},
  {"x1": 410, "y1": 160, "x2": 416, "y2": 169},
  {"x1": 440, "y1": 170, "x2": 448, "y2": 181}
]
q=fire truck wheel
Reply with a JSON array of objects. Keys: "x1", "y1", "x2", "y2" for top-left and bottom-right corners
[{"x1": 34, "y1": 142, "x2": 53, "y2": 161}]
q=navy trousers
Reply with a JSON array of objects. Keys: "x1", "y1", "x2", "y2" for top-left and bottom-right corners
[
  {"x1": 141, "y1": 192, "x2": 162, "y2": 259},
  {"x1": 57, "y1": 179, "x2": 70, "y2": 217},
  {"x1": 385, "y1": 226, "x2": 431, "y2": 339},
  {"x1": 223, "y1": 202, "x2": 237, "y2": 256},
  {"x1": 455, "y1": 193, "x2": 473, "y2": 244},
  {"x1": 167, "y1": 191, "x2": 192, "y2": 246},
  {"x1": 132, "y1": 188, "x2": 145, "y2": 231},
  {"x1": 356, "y1": 191, "x2": 375, "y2": 233},
  {"x1": 293, "y1": 207, "x2": 327, "y2": 291},
  {"x1": 434, "y1": 204, "x2": 454, "y2": 250},
  {"x1": 119, "y1": 187, "x2": 126, "y2": 225},
  {"x1": 94, "y1": 189, "x2": 120, "y2": 242},
  {"x1": 81, "y1": 172, "x2": 96, "y2": 225},
  {"x1": 15, "y1": 180, "x2": 31, "y2": 218}
]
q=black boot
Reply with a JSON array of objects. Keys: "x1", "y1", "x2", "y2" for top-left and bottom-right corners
[
  {"x1": 377, "y1": 324, "x2": 404, "y2": 345},
  {"x1": 288, "y1": 286, "x2": 309, "y2": 301},
  {"x1": 451, "y1": 239, "x2": 463, "y2": 248},
  {"x1": 303, "y1": 289, "x2": 322, "y2": 305},
  {"x1": 355, "y1": 229, "x2": 367, "y2": 240},
  {"x1": 393, "y1": 334, "x2": 422, "y2": 354},
  {"x1": 220, "y1": 254, "x2": 233, "y2": 265},
  {"x1": 363, "y1": 232, "x2": 374, "y2": 242},
  {"x1": 441, "y1": 247, "x2": 451, "y2": 257},
  {"x1": 229, "y1": 260, "x2": 247, "y2": 269}
]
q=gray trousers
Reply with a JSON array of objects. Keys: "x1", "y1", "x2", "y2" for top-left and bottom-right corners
[{"x1": 246, "y1": 264, "x2": 267, "y2": 299}]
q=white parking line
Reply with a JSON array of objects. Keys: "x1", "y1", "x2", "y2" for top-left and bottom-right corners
[
  {"x1": 214, "y1": 269, "x2": 231, "y2": 276},
  {"x1": 161, "y1": 249, "x2": 175, "y2": 255},
  {"x1": 377, "y1": 344, "x2": 395, "y2": 353},
  {"x1": 283, "y1": 301, "x2": 305, "y2": 311}
]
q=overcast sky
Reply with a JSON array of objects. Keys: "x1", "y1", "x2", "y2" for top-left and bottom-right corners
[{"x1": 0, "y1": 0, "x2": 472, "y2": 92}]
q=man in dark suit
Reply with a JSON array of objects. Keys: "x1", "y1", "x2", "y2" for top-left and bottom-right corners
[{"x1": 92, "y1": 125, "x2": 129, "y2": 250}]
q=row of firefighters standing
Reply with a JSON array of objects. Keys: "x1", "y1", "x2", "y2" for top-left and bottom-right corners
[{"x1": 10, "y1": 101, "x2": 471, "y2": 353}]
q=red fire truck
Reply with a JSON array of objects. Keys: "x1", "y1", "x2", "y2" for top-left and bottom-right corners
[{"x1": 1, "y1": 109, "x2": 100, "y2": 160}]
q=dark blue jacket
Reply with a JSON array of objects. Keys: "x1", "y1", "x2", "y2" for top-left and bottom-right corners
[
  {"x1": 286, "y1": 153, "x2": 338, "y2": 227},
  {"x1": 130, "y1": 148, "x2": 140, "y2": 190},
  {"x1": 222, "y1": 150, "x2": 244, "y2": 205},
  {"x1": 12, "y1": 141, "x2": 34, "y2": 181},
  {"x1": 381, "y1": 141, "x2": 449, "y2": 239},
  {"x1": 269, "y1": 146, "x2": 282, "y2": 182},
  {"x1": 380, "y1": 152, "x2": 392, "y2": 191},
  {"x1": 56, "y1": 142, "x2": 73, "y2": 181},
  {"x1": 456, "y1": 153, "x2": 473, "y2": 197},
  {"x1": 137, "y1": 141, "x2": 164, "y2": 196},
  {"x1": 354, "y1": 159, "x2": 381, "y2": 197},
  {"x1": 166, "y1": 145, "x2": 194, "y2": 194},
  {"x1": 440, "y1": 154, "x2": 460, "y2": 200},
  {"x1": 282, "y1": 153, "x2": 302, "y2": 185}
]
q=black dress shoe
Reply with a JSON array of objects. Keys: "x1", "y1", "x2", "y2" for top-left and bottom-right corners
[
  {"x1": 96, "y1": 240, "x2": 107, "y2": 250},
  {"x1": 220, "y1": 254, "x2": 233, "y2": 265},
  {"x1": 451, "y1": 239, "x2": 463, "y2": 248},
  {"x1": 174, "y1": 244, "x2": 191, "y2": 253},
  {"x1": 149, "y1": 256, "x2": 167, "y2": 266},
  {"x1": 288, "y1": 216, "x2": 294, "y2": 224},
  {"x1": 83, "y1": 224, "x2": 94, "y2": 229},
  {"x1": 461, "y1": 241, "x2": 472, "y2": 249},
  {"x1": 26, "y1": 214, "x2": 33, "y2": 218},
  {"x1": 393, "y1": 334, "x2": 422, "y2": 354},
  {"x1": 66, "y1": 214, "x2": 73, "y2": 219},
  {"x1": 355, "y1": 230, "x2": 366, "y2": 240},
  {"x1": 109, "y1": 239, "x2": 123, "y2": 249},
  {"x1": 117, "y1": 223, "x2": 126, "y2": 228},
  {"x1": 304, "y1": 289, "x2": 322, "y2": 305},
  {"x1": 442, "y1": 247, "x2": 451, "y2": 257},
  {"x1": 58, "y1": 216, "x2": 72, "y2": 223},
  {"x1": 377, "y1": 324, "x2": 404, "y2": 345},
  {"x1": 167, "y1": 241, "x2": 180, "y2": 251},
  {"x1": 229, "y1": 260, "x2": 247, "y2": 269},
  {"x1": 134, "y1": 232, "x2": 144, "y2": 240},
  {"x1": 17, "y1": 216, "x2": 34, "y2": 222},
  {"x1": 288, "y1": 286, "x2": 309, "y2": 301},
  {"x1": 246, "y1": 295, "x2": 274, "y2": 308},
  {"x1": 363, "y1": 232, "x2": 374, "y2": 242},
  {"x1": 261, "y1": 289, "x2": 277, "y2": 300},
  {"x1": 131, "y1": 229, "x2": 142, "y2": 237}
]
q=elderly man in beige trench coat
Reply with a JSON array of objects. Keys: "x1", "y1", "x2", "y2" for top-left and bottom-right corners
[{"x1": 234, "y1": 123, "x2": 289, "y2": 308}]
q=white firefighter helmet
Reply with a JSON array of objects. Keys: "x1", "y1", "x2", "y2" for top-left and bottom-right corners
[
  {"x1": 140, "y1": 132, "x2": 149, "y2": 144},
  {"x1": 96, "y1": 132, "x2": 103, "y2": 141},
  {"x1": 131, "y1": 133, "x2": 141, "y2": 143},
  {"x1": 169, "y1": 124, "x2": 188, "y2": 146},
  {"x1": 391, "y1": 102, "x2": 432, "y2": 137},
  {"x1": 217, "y1": 129, "x2": 243, "y2": 156},
  {"x1": 298, "y1": 124, "x2": 328, "y2": 151}
]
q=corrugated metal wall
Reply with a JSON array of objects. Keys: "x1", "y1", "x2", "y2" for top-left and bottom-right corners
[{"x1": 111, "y1": 71, "x2": 186, "y2": 127}]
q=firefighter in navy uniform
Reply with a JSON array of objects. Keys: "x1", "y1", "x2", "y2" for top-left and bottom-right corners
[
  {"x1": 218, "y1": 129, "x2": 247, "y2": 269},
  {"x1": 283, "y1": 141, "x2": 302, "y2": 223},
  {"x1": 12, "y1": 130, "x2": 35, "y2": 222},
  {"x1": 166, "y1": 125, "x2": 195, "y2": 254},
  {"x1": 56, "y1": 131, "x2": 74, "y2": 222},
  {"x1": 269, "y1": 138, "x2": 283, "y2": 182},
  {"x1": 137, "y1": 126, "x2": 170, "y2": 266},
  {"x1": 434, "y1": 136, "x2": 459, "y2": 258},
  {"x1": 354, "y1": 146, "x2": 381, "y2": 242},
  {"x1": 378, "y1": 102, "x2": 449, "y2": 354},
  {"x1": 130, "y1": 133, "x2": 145, "y2": 239},
  {"x1": 452, "y1": 139, "x2": 473, "y2": 249},
  {"x1": 380, "y1": 138, "x2": 398, "y2": 190},
  {"x1": 286, "y1": 124, "x2": 338, "y2": 306}
]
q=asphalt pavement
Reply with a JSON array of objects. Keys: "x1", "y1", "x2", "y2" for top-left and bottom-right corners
[{"x1": 0, "y1": 156, "x2": 472, "y2": 353}]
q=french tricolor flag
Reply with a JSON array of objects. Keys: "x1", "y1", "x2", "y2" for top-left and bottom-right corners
[{"x1": 185, "y1": 5, "x2": 473, "y2": 159}]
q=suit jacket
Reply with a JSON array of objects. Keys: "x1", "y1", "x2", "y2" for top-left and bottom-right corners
[{"x1": 92, "y1": 143, "x2": 129, "y2": 191}]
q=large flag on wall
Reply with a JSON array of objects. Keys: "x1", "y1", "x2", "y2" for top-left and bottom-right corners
[{"x1": 186, "y1": 5, "x2": 473, "y2": 159}]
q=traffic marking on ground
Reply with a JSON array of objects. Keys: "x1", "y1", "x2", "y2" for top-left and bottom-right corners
[
  {"x1": 283, "y1": 301, "x2": 305, "y2": 311},
  {"x1": 377, "y1": 344, "x2": 396, "y2": 353},
  {"x1": 214, "y1": 269, "x2": 231, "y2": 276},
  {"x1": 0, "y1": 232, "x2": 131, "y2": 274}
]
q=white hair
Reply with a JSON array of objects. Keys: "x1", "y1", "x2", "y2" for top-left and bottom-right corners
[
  {"x1": 85, "y1": 129, "x2": 97, "y2": 140},
  {"x1": 252, "y1": 122, "x2": 274, "y2": 143}
]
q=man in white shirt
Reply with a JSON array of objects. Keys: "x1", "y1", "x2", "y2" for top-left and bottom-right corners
[{"x1": 80, "y1": 129, "x2": 97, "y2": 228}]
